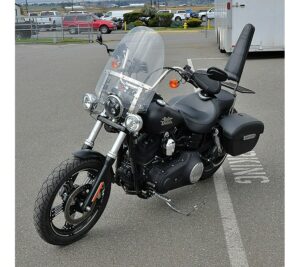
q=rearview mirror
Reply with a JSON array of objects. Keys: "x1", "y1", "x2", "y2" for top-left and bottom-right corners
[
  {"x1": 96, "y1": 33, "x2": 114, "y2": 55},
  {"x1": 207, "y1": 67, "x2": 228, "y2": 82},
  {"x1": 96, "y1": 33, "x2": 103, "y2": 44}
]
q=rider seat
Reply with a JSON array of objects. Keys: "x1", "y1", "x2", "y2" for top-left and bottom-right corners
[{"x1": 169, "y1": 90, "x2": 234, "y2": 133}]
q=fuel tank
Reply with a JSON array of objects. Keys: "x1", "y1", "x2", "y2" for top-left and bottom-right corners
[{"x1": 141, "y1": 100, "x2": 184, "y2": 134}]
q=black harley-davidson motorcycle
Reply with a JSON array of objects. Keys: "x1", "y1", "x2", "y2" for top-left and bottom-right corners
[{"x1": 34, "y1": 24, "x2": 264, "y2": 245}]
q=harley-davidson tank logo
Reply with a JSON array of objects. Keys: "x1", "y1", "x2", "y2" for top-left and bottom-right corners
[{"x1": 161, "y1": 117, "x2": 173, "y2": 126}]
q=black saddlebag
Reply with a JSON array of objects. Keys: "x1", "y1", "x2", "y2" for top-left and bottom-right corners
[{"x1": 219, "y1": 113, "x2": 264, "y2": 156}]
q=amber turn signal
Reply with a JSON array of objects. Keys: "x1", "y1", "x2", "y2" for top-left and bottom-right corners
[
  {"x1": 169, "y1": 79, "x2": 179, "y2": 89},
  {"x1": 112, "y1": 59, "x2": 119, "y2": 69}
]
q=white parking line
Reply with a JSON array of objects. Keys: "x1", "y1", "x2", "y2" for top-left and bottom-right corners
[
  {"x1": 187, "y1": 58, "x2": 195, "y2": 70},
  {"x1": 187, "y1": 58, "x2": 249, "y2": 267},
  {"x1": 189, "y1": 57, "x2": 226, "y2": 60},
  {"x1": 213, "y1": 168, "x2": 249, "y2": 267}
]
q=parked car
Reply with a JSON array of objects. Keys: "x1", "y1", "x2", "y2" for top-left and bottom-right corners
[
  {"x1": 198, "y1": 8, "x2": 215, "y2": 21},
  {"x1": 15, "y1": 17, "x2": 38, "y2": 39},
  {"x1": 24, "y1": 11, "x2": 62, "y2": 30},
  {"x1": 63, "y1": 14, "x2": 117, "y2": 34},
  {"x1": 40, "y1": 11, "x2": 63, "y2": 27},
  {"x1": 68, "y1": 11, "x2": 88, "y2": 15},
  {"x1": 173, "y1": 10, "x2": 190, "y2": 21},
  {"x1": 185, "y1": 9, "x2": 199, "y2": 19},
  {"x1": 111, "y1": 18, "x2": 124, "y2": 30},
  {"x1": 101, "y1": 10, "x2": 133, "y2": 21},
  {"x1": 93, "y1": 12, "x2": 104, "y2": 18}
]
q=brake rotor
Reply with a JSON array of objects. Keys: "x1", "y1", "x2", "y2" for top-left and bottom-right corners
[{"x1": 64, "y1": 184, "x2": 96, "y2": 225}]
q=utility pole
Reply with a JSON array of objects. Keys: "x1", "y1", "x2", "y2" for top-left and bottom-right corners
[{"x1": 72, "y1": 0, "x2": 74, "y2": 11}]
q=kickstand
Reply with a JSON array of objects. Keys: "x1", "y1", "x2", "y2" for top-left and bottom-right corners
[{"x1": 154, "y1": 192, "x2": 198, "y2": 216}]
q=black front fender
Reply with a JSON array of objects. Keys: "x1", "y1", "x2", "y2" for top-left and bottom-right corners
[
  {"x1": 73, "y1": 149, "x2": 115, "y2": 180},
  {"x1": 73, "y1": 149, "x2": 106, "y2": 161}
]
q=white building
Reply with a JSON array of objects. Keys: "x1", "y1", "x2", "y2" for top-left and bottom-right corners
[{"x1": 15, "y1": 4, "x2": 22, "y2": 17}]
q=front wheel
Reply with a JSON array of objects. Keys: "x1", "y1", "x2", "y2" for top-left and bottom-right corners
[{"x1": 33, "y1": 157, "x2": 112, "y2": 245}]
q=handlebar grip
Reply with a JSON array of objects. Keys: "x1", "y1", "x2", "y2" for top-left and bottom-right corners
[{"x1": 191, "y1": 72, "x2": 210, "y2": 91}]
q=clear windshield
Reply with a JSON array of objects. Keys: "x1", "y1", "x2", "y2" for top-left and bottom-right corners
[{"x1": 95, "y1": 26, "x2": 164, "y2": 114}]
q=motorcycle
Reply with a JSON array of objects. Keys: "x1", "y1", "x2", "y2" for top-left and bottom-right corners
[{"x1": 34, "y1": 24, "x2": 264, "y2": 245}]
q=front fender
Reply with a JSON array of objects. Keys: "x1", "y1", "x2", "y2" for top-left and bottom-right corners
[
  {"x1": 73, "y1": 149, "x2": 115, "y2": 177},
  {"x1": 73, "y1": 149, "x2": 106, "y2": 161}
]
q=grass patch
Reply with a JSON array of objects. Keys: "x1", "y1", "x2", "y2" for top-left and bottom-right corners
[{"x1": 16, "y1": 37, "x2": 91, "y2": 44}]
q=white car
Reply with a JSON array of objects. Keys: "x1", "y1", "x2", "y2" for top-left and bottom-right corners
[
  {"x1": 101, "y1": 10, "x2": 133, "y2": 21},
  {"x1": 68, "y1": 11, "x2": 88, "y2": 15},
  {"x1": 157, "y1": 10, "x2": 172, "y2": 14},
  {"x1": 199, "y1": 8, "x2": 215, "y2": 21},
  {"x1": 40, "y1": 11, "x2": 63, "y2": 27},
  {"x1": 173, "y1": 10, "x2": 190, "y2": 21},
  {"x1": 24, "y1": 11, "x2": 62, "y2": 29}
]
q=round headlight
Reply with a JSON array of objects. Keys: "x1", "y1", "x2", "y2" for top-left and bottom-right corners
[
  {"x1": 104, "y1": 95, "x2": 123, "y2": 118},
  {"x1": 83, "y1": 93, "x2": 97, "y2": 112},
  {"x1": 125, "y1": 114, "x2": 143, "y2": 133}
]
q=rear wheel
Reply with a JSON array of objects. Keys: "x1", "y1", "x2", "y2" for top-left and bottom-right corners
[
  {"x1": 201, "y1": 15, "x2": 207, "y2": 22},
  {"x1": 175, "y1": 16, "x2": 182, "y2": 22},
  {"x1": 200, "y1": 109, "x2": 237, "y2": 180},
  {"x1": 33, "y1": 157, "x2": 112, "y2": 245},
  {"x1": 200, "y1": 153, "x2": 227, "y2": 180}
]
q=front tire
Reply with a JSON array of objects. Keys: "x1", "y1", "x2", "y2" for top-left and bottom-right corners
[{"x1": 33, "y1": 157, "x2": 112, "y2": 245}]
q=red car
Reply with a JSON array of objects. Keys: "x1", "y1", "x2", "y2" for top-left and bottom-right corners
[{"x1": 63, "y1": 14, "x2": 117, "y2": 34}]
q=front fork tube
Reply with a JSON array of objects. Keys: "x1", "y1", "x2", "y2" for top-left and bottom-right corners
[
  {"x1": 82, "y1": 120, "x2": 103, "y2": 149},
  {"x1": 81, "y1": 131, "x2": 127, "y2": 211}
]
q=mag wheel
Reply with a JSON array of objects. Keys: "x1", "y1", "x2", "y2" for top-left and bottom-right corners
[
  {"x1": 99, "y1": 25, "x2": 109, "y2": 34},
  {"x1": 33, "y1": 157, "x2": 112, "y2": 245},
  {"x1": 201, "y1": 15, "x2": 207, "y2": 22},
  {"x1": 69, "y1": 26, "x2": 78, "y2": 34}
]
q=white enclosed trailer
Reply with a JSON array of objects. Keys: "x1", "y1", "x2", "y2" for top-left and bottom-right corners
[{"x1": 215, "y1": 0, "x2": 284, "y2": 52}]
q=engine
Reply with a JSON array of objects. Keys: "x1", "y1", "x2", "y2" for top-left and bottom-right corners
[
  {"x1": 147, "y1": 151, "x2": 204, "y2": 194},
  {"x1": 115, "y1": 131, "x2": 204, "y2": 195}
]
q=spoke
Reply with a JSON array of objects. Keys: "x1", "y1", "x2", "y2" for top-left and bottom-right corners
[
  {"x1": 50, "y1": 203, "x2": 64, "y2": 220},
  {"x1": 63, "y1": 222, "x2": 75, "y2": 232},
  {"x1": 83, "y1": 173, "x2": 96, "y2": 185}
]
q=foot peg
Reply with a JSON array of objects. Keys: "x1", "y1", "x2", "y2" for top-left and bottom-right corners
[{"x1": 154, "y1": 192, "x2": 198, "y2": 216}]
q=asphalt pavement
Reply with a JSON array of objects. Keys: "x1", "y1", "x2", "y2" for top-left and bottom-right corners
[{"x1": 16, "y1": 30, "x2": 284, "y2": 267}]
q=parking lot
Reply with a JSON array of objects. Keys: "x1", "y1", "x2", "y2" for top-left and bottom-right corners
[{"x1": 16, "y1": 30, "x2": 284, "y2": 266}]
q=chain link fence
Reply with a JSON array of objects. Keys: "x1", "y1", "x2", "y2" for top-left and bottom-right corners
[{"x1": 15, "y1": 15, "x2": 101, "y2": 43}]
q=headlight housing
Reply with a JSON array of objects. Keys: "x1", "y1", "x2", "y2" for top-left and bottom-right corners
[
  {"x1": 104, "y1": 95, "x2": 123, "y2": 118},
  {"x1": 83, "y1": 93, "x2": 98, "y2": 112},
  {"x1": 125, "y1": 114, "x2": 143, "y2": 133}
]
